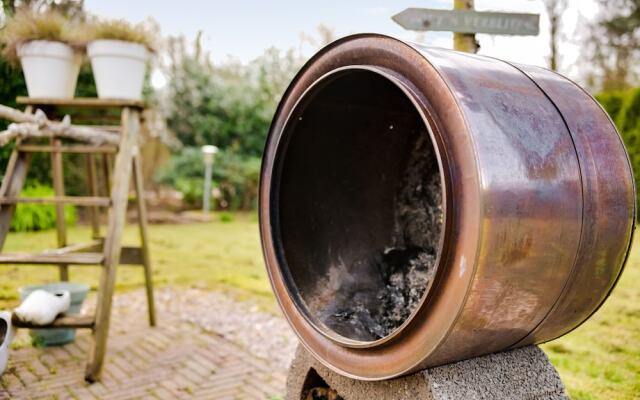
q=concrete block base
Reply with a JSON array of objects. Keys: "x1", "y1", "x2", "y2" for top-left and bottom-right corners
[{"x1": 286, "y1": 345, "x2": 568, "y2": 400}]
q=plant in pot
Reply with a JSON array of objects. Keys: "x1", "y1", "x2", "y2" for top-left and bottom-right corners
[
  {"x1": 0, "y1": 10, "x2": 81, "y2": 98},
  {"x1": 83, "y1": 19, "x2": 155, "y2": 100}
]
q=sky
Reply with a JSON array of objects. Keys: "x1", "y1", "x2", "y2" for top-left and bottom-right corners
[{"x1": 84, "y1": 0, "x2": 600, "y2": 86}]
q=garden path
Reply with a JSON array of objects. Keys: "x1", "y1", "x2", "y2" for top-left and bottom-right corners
[{"x1": 0, "y1": 288, "x2": 296, "y2": 399}]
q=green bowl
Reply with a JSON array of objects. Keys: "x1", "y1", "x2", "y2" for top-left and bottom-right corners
[{"x1": 19, "y1": 282, "x2": 90, "y2": 346}]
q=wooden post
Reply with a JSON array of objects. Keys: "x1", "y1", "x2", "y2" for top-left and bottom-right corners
[
  {"x1": 0, "y1": 106, "x2": 34, "y2": 250},
  {"x1": 453, "y1": 0, "x2": 479, "y2": 53},
  {"x1": 51, "y1": 137, "x2": 69, "y2": 281},
  {"x1": 133, "y1": 154, "x2": 156, "y2": 326},
  {"x1": 86, "y1": 154, "x2": 101, "y2": 239},
  {"x1": 102, "y1": 153, "x2": 112, "y2": 195},
  {"x1": 85, "y1": 107, "x2": 138, "y2": 382},
  {"x1": 0, "y1": 141, "x2": 30, "y2": 251}
]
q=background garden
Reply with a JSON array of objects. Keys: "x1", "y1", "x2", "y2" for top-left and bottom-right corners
[{"x1": 0, "y1": 1, "x2": 638, "y2": 399}]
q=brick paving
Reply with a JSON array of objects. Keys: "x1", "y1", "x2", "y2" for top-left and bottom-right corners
[{"x1": 0, "y1": 290, "x2": 290, "y2": 399}]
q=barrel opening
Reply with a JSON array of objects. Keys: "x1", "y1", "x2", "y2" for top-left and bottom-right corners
[{"x1": 273, "y1": 69, "x2": 444, "y2": 343}]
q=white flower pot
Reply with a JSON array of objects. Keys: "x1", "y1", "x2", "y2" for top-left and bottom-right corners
[
  {"x1": 0, "y1": 311, "x2": 12, "y2": 376},
  {"x1": 88, "y1": 39, "x2": 149, "y2": 100},
  {"x1": 17, "y1": 40, "x2": 81, "y2": 98}
]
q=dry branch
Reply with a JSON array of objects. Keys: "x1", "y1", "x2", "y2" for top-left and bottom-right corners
[{"x1": 0, "y1": 104, "x2": 119, "y2": 146}]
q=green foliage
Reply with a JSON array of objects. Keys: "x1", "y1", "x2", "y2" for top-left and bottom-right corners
[
  {"x1": 74, "y1": 62, "x2": 98, "y2": 98},
  {"x1": 0, "y1": 53, "x2": 25, "y2": 174},
  {"x1": 219, "y1": 212, "x2": 234, "y2": 223},
  {"x1": 164, "y1": 37, "x2": 303, "y2": 157},
  {"x1": 10, "y1": 183, "x2": 76, "y2": 232},
  {"x1": 583, "y1": 0, "x2": 640, "y2": 91},
  {"x1": 596, "y1": 88, "x2": 640, "y2": 219},
  {"x1": 160, "y1": 38, "x2": 304, "y2": 211},
  {"x1": 156, "y1": 147, "x2": 261, "y2": 210}
]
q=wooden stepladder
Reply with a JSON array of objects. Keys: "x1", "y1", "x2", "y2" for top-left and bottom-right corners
[{"x1": 0, "y1": 97, "x2": 156, "y2": 382}]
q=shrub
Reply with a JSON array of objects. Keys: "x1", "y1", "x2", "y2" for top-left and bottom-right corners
[
  {"x1": 596, "y1": 89, "x2": 640, "y2": 219},
  {"x1": 156, "y1": 147, "x2": 261, "y2": 211},
  {"x1": 10, "y1": 183, "x2": 76, "y2": 232},
  {"x1": 219, "y1": 212, "x2": 234, "y2": 223},
  {"x1": 164, "y1": 38, "x2": 303, "y2": 158}
]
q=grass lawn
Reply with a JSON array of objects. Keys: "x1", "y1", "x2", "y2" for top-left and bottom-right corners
[{"x1": 0, "y1": 214, "x2": 637, "y2": 399}]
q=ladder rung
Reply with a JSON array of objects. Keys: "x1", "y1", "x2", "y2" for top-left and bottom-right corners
[
  {"x1": 0, "y1": 196, "x2": 111, "y2": 206},
  {"x1": 0, "y1": 252, "x2": 104, "y2": 265},
  {"x1": 75, "y1": 124, "x2": 121, "y2": 132},
  {"x1": 44, "y1": 240, "x2": 103, "y2": 255},
  {"x1": 17, "y1": 144, "x2": 118, "y2": 154},
  {"x1": 12, "y1": 313, "x2": 94, "y2": 329}
]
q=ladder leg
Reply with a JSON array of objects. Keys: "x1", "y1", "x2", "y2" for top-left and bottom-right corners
[
  {"x1": 51, "y1": 138, "x2": 68, "y2": 281},
  {"x1": 0, "y1": 146, "x2": 30, "y2": 250},
  {"x1": 0, "y1": 106, "x2": 34, "y2": 251},
  {"x1": 133, "y1": 154, "x2": 156, "y2": 326},
  {"x1": 85, "y1": 108, "x2": 139, "y2": 382},
  {"x1": 102, "y1": 153, "x2": 112, "y2": 195},
  {"x1": 86, "y1": 154, "x2": 101, "y2": 239}
]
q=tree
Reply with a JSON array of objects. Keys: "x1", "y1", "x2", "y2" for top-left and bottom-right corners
[
  {"x1": 160, "y1": 26, "x2": 333, "y2": 209},
  {"x1": 544, "y1": 0, "x2": 567, "y2": 71},
  {"x1": 582, "y1": 0, "x2": 640, "y2": 91},
  {"x1": 163, "y1": 34, "x2": 304, "y2": 156}
]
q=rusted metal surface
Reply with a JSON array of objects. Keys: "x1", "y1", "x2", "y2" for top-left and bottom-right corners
[{"x1": 259, "y1": 34, "x2": 636, "y2": 380}]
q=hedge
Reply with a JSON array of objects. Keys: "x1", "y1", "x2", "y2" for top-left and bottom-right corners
[{"x1": 596, "y1": 88, "x2": 640, "y2": 220}]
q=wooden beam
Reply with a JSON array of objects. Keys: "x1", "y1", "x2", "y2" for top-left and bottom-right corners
[
  {"x1": 43, "y1": 240, "x2": 103, "y2": 255},
  {"x1": 0, "y1": 196, "x2": 111, "y2": 207},
  {"x1": 16, "y1": 97, "x2": 145, "y2": 109},
  {"x1": 119, "y1": 247, "x2": 144, "y2": 265},
  {"x1": 0, "y1": 252, "x2": 103, "y2": 265},
  {"x1": 86, "y1": 106, "x2": 139, "y2": 382},
  {"x1": 0, "y1": 134, "x2": 31, "y2": 251},
  {"x1": 12, "y1": 314, "x2": 94, "y2": 329},
  {"x1": 51, "y1": 137, "x2": 68, "y2": 281},
  {"x1": 453, "y1": 0, "x2": 479, "y2": 53},
  {"x1": 17, "y1": 144, "x2": 118, "y2": 154}
]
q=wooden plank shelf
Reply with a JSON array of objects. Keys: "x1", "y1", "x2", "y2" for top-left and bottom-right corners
[
  {"x1": 12, "y1": 313, "x2": 95, "y2": 329},
  {"x1": 0, "y1": 252, "x2": 104, "y2": 265},
  {"x1": 0, "y1": 246, "x2": 145, "y2": 266},
  {"x1": 0, "y1": 196, "x2": 111, "y2": 207},
  {"x1": 16, "y1": 96, "x2": 145, "y2": 109},
  {"x1": 45, "y1": 240, "x2": 103, "y2": 255}
]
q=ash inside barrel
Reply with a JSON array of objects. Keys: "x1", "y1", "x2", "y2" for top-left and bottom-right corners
[
  {"x1": 320, "y1": 248, "x2": 437, "y2": 341},
  {"x1": 315, "y1": 134, "x2": 443, "y2": 341}
]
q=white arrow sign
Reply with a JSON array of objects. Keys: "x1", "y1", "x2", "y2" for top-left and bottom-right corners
[{"x1": 392, "y1": 8, "x2": 540, "y2": 36}]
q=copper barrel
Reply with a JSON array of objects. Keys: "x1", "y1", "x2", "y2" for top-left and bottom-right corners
[{"x1": 259, "y1": 34, "x2": 636, "y2": 380}]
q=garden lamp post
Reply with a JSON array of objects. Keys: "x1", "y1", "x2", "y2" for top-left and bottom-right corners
[{"x1": 201, "y1": 145, "x2": 219, "y2": 214}]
